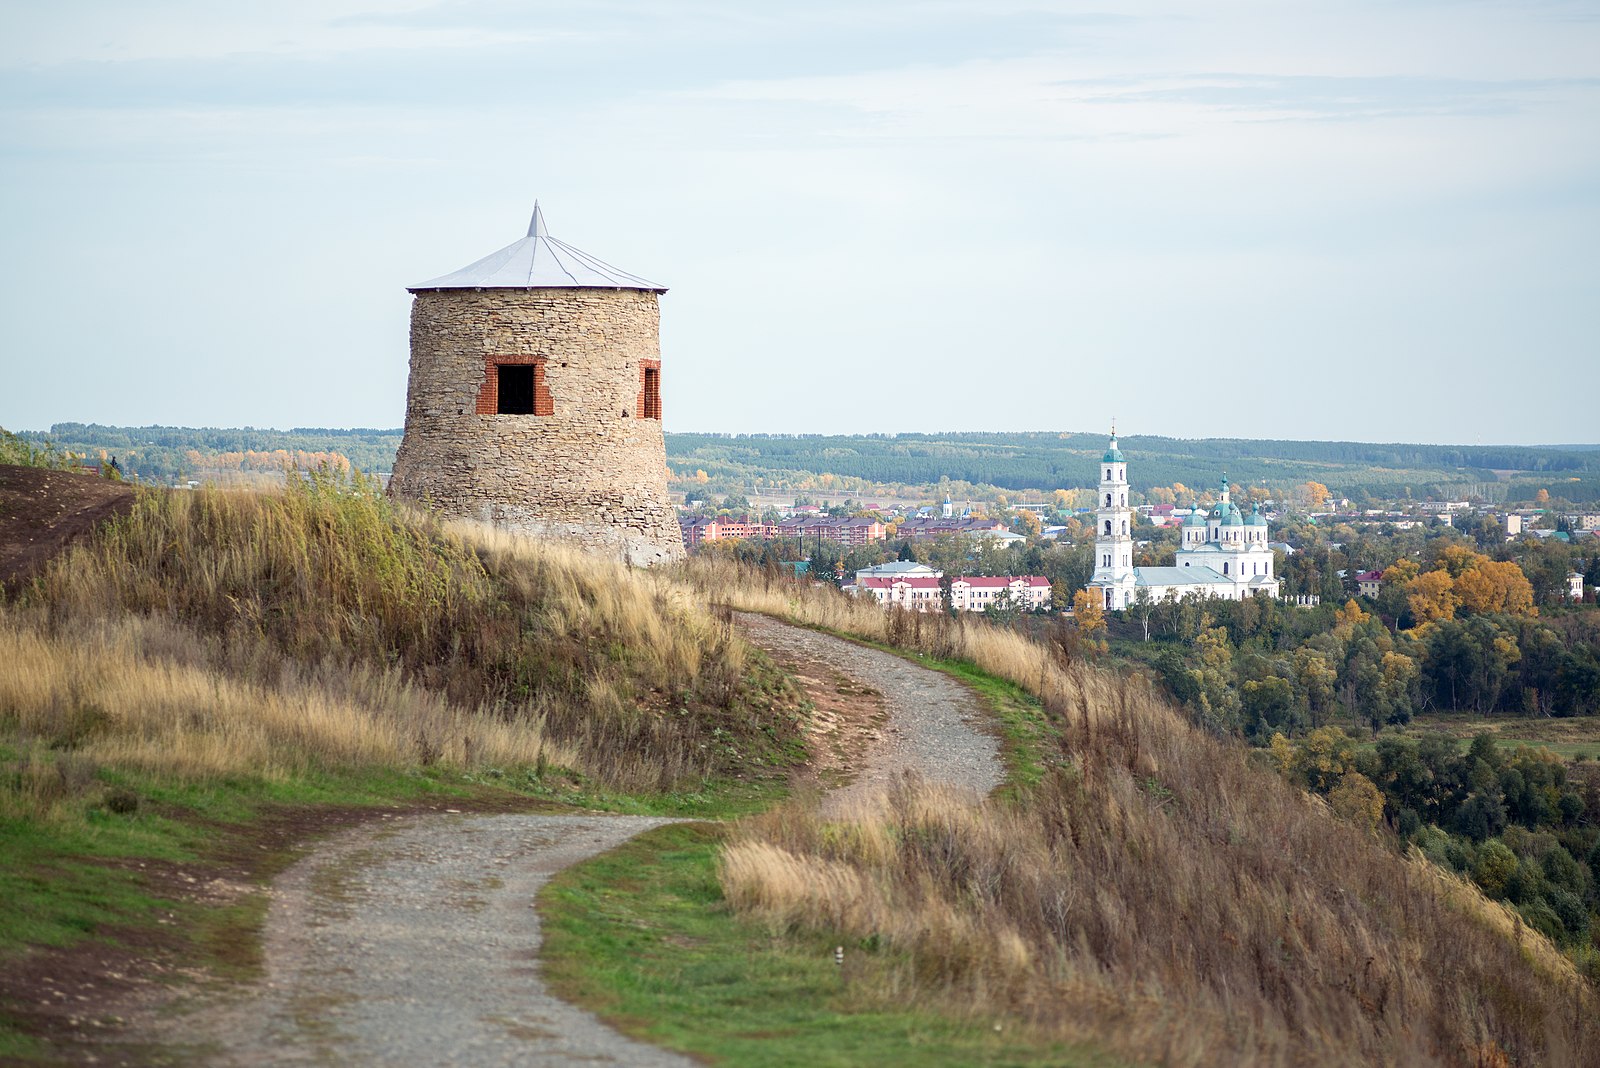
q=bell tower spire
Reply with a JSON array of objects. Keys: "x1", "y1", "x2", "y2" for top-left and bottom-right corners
[{"x1": 1088, "y1": 428, "x2": 1135, "y2": 610}]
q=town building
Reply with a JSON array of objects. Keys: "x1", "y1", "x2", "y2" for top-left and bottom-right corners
[
  {"x1": 949, "y1": 575, "x2": 1052, "y2": 612},
  {"x1": 1087, "y1": 431, "x2": 1281, "y2": 610},
  {"x1": 896, "y1": 516, "x2": 1012, "y2": 541},
  {"x1": 846, "y1": 573, "x2": 1051, "y2": 613},
  {"x1": 771, "y1": 516, "x2": 887, "y2": 547},
  {"x1": 1355, "y1": 570, "x2": 1385, "y2": 599},
  {"x1": 1571, "y1": 572, "x2": 1587, "y2": 600},
  {"x1": 677, "y1": 513, "x2": 894, "y2": 551},
  {"x1": 678, "y1": 515, "x2": 772, "y2": 550},
  {"x1": 852, "y1": 575, "x2": 943, "y2": 611},
  {"x1": 389, "y1": 205, "x2": 682, "y2": 566},
  {"x1": 855, "y1": 561, "x2": 941, "y2": 584}
]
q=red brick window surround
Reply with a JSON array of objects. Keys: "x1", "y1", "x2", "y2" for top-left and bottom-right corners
[
  {"x1": 637, "y1": 360, "x2": 662, "y2": 421},
  {"x1": 478, "y1": 355, "x2": 552, "y2": 416}
]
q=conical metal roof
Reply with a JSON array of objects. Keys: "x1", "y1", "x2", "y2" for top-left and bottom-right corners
[{"x1": 409, "y1": 204, "x2": 666, "y2": 292}]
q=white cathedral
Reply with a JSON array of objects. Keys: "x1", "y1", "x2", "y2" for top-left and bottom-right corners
[{"x1": 1087, "y1": 431, "x2": 1280, "y2": 611}]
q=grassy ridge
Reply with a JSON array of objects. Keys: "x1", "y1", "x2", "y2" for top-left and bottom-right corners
[
  {"x1": 12, "y1": 471, "x2": 799, "y2": 792},
  {"x1": 0, "y1": 474, "x2": 806, "y2": 1057},
  {"x1": 541, "y1": 822, "x2": 1131, "y2": 1068},
  {"x1": 675, "y1": 560, "x2": 1598, "y2": 1066}
]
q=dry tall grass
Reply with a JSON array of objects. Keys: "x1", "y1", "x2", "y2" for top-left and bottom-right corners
[
  {"x1": 0, "y1": 612, "x2": 569, "y2": 802},
  {"x1": 688, "y1": 559, "x2": 1600, "y2": 1066},
  {"x1": 3, "y1": 478, "x2": 796, "y2": 798}
]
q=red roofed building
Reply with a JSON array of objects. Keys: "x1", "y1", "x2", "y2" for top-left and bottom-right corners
[
  {"x1": 1354, "y1": 570, "x2": 1385, "y2": 599},
  {"x1": 855, "y1": 575, "x2": 944, "y2": 611},
  {"x1": 771, "y1": 516, "x2": 887, "y2": 546},
  {"x1": 949, "y1": 575, "x2": 1052, "y2": 613},
  {"x1": 678, "y1": 515, "x2": 776, "y2": 549},
  {"x1": 849, "y1": 574, "x2": 1052, "y2": 613}
]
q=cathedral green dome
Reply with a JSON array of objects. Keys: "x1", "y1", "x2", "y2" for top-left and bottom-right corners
[
  {"x1": 1247, "y1": 506, "x2": 1268, "y2": 527},
  {"x1": 1225, "y1": 510, "x2": 1245, "y2": 527},
  {"x1": 1182, "y1": 509, "x2": 1206, "y2": 527}
]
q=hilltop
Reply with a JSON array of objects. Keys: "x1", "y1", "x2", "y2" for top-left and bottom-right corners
[{"x1": 0, "y1": 465, "x2": 132, "y2": 590}]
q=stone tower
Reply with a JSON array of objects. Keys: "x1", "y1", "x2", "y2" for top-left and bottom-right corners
[{"x1": 389, "y1": 205, "x2": 684, "y2": 566}]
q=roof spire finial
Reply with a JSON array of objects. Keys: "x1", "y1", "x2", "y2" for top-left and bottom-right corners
[
  {"x1": 527, "y1": 201, "x2": 547, "y2": 239},
  {"x1": 1110, "y1": 418, "x2": 1117, "y2": 439}
]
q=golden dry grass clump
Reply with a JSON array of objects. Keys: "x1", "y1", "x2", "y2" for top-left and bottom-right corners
[
  {"x1": 1, "y1": 475, "x2": 796, "y2": 807},
  {"x1": 687, "y1": 558, "x2": 1600, "y2": 1067}
]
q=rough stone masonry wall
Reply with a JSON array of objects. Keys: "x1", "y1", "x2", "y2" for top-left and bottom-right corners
[{"x1": 389, "y1": 287, "x2": 684, "y2": 566}]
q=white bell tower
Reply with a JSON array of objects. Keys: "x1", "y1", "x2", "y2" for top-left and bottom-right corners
[{"x1": 1089, "y1": 427, "x2": 1135, "y2": 609}]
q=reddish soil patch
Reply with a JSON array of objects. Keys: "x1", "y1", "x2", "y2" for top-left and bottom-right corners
[
  {"x1": 735, "y1": 613, "x2": 889, "y2": 792},
  {"x1": 0, "y1": 464, "x2": 135, "y2": 594}
]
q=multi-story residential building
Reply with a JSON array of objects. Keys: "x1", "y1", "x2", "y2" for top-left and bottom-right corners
[
  {"x1": 1355, "y1": 570, "x2": 1385, "y2": 599},
  {"x1": 771, "y1": 516, "x2": 887, "y2": 547},
  {"x1": 948, "y1": 575, "x2": 1052, "y2": 612},
  {"x1": 854, "y1": 575, "x2": 944, "y2": 611},
  {"x1": 678, "y1": 515, "x2": 775, "y2": 550},
  {"x1": 895, "y1": 516, "x2": 1011, "y2": 540},
  {"x1": 848, "y1": 572, "x2": 1051, "y2": 613}
]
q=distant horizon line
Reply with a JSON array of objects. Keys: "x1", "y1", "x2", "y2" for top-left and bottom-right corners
[{"x1": 12, "y1": 421, "x2": 1600, "y2": 453}]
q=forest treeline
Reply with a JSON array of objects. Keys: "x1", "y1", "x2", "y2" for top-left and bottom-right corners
[
  {"x1": 17, "y1": 424, "x2": 403, "y2": 484},
  {"x1": 670, "y1": 430, "x2": 1600, "y2": 503}
]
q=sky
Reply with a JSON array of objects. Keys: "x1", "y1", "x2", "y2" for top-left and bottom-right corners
[{"x1": 1, "y1": 1, "x2": 1596, "y2": 445}]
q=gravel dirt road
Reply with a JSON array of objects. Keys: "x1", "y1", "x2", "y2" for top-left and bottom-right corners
[
  {"x1": 135, "y1": 615, "x2": 1002, "y2": 1066},
  {"x1": 736, "y1": 612, "x2": 1003, "y2": 812}
]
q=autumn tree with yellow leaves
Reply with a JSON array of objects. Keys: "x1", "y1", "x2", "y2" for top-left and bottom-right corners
[
  {"x1": 1071, "y1": 589, "x2": 1106, "y2": 638},
  {"x1": 1387, "y1": 547, "x2": 1536, "y2": 627},
  {"x1": 1297, "y1": 481, "x2": 1332, "y2": 509}
]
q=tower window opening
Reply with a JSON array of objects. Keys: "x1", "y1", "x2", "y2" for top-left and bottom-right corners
[
  {"x1": 482, "y1": 357, "x2": 552, "y2": 416},
  {"x1": 497, "y1": 364, "x2": 537, "y2": 414},
  {"x1": 641, "y1": 366, "x2": 662, "y2": 420},
  {"x1": 1105, "y1": 520, "x2": 1112, "y2": 535},
  {"x1": 1105, "y1": 493, "x2": 1112, "y2": 506}
]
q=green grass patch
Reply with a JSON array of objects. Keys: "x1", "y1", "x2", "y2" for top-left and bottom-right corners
[
  {"x1": 1355, "y1": 715, "x2": 1600, "y2": 763},
  {"x1": 0, "y1": 748, "x2": 795, "y2": 1061},
  {"x1": 540, "y1": 822, "x2": 1131, "y2": 1068}
]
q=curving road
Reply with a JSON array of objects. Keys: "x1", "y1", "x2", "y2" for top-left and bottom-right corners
[{"x1": 138, "y1": 617, "x2": 1001, "y2": 1066}]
